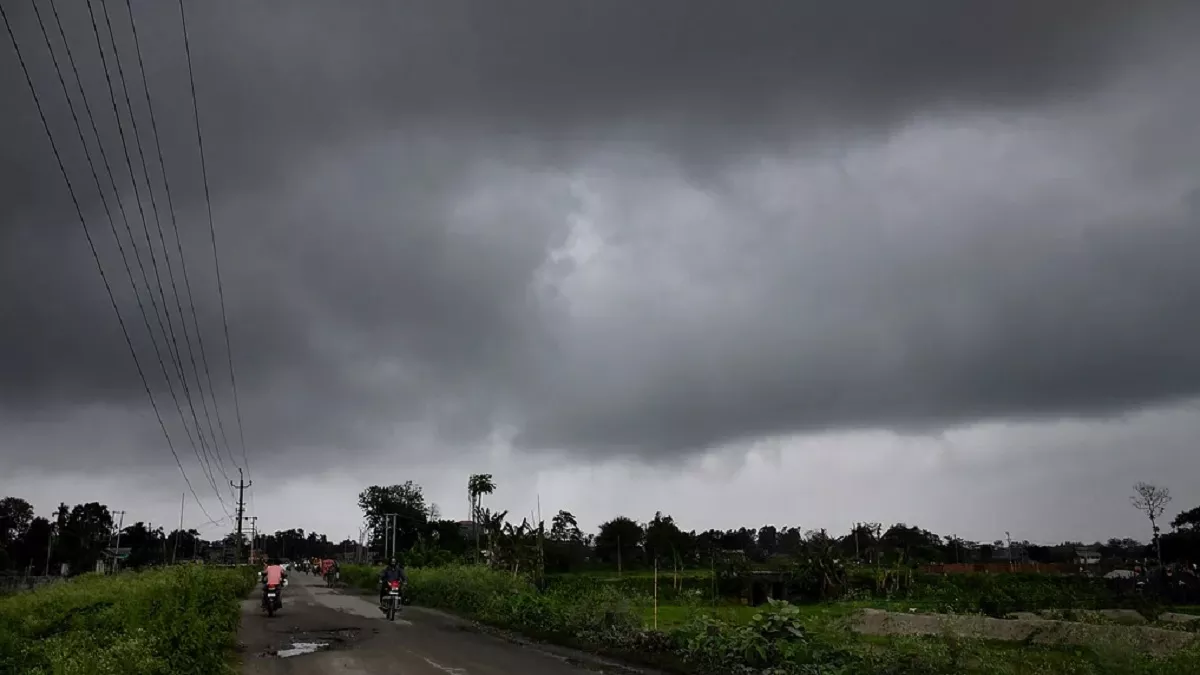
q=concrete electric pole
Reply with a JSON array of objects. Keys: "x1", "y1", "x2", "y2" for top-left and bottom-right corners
[{"x1": 231, "y1": 469, "x2": 252, "y2": 564}]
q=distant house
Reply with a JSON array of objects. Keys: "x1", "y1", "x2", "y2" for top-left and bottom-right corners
[
  {"x1": 993, "y1": 544, "x2": 1028, "y2": 564},
  {"x1": 96, "y1": 547, "x2": 132, "y2": 573},
  {"x1": 457, "y1": 520, "x2": 483, "y2": 540},
  {"x1": 1076, "y1": 546, "x2": 1101, "y2": 566}
]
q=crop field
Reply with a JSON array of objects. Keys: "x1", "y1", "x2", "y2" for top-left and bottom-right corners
[
  {"x1": 0, "y1": 565, "x2": 255, "y2": 675},
  {"x1": 340, "y1": 562, "x2": 1200, "y2": 675}
]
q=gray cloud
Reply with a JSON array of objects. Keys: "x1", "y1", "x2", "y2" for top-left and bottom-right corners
[{"x1": 3, "y1": 0, "x2": 1200, "y2": 491}]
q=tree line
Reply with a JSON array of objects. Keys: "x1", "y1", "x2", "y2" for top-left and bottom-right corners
[
  {"x1": 0, "y1": 496, "x2": 359, "y2": 575},
  {"x1": 5, "y1": 479, "x2": 1196, "y2": 576},
  {"x1": 355, "y1": 476, "x2": 1200, "y2": 574}
]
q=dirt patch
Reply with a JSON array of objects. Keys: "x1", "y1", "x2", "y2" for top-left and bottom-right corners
[
  {"x1": 853, "y1": 608, "x2": 1200, "y2": 655},
  {"x1": 1159, "y1": 612, "x2": 1200, "y2": 626}
]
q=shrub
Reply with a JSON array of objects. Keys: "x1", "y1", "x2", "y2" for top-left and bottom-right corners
[
  {"x1": 0, "y1": 565, "x2": 254, "y2": 675},
  {"x1": 339, "y1": 564, "x2": 381, "y2": 592},
  {"x1": 910, "y1": 573, "x2": 1119, "y2": 615},
  {"x1": 402, "y1": 565, "x2": 1200, "y2": 675}
]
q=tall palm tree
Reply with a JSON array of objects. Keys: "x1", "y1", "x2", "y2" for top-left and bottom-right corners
[{"x1": 467, "y1": 474, "x2": 496, "y2": 559}]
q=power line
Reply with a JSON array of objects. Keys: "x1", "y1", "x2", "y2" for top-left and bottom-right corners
[
  {"x1": 36, "y1": 0, "x2": 231, "y2": 514},
  {"x1": 122, "y1": 0, "x2": 242, "y2": 479},
  {"x1": 87, "y1": 0, "x2": 235, "y2": 488},
  {"x1": 83, "y1": 0, "x2": 179, "y2": 376},
  {"x1": 1, "y1": 1, "x2": 214, "y2": 524},
  {"x1": 178, "y1": 0, "x2": 251, "y2": 482}
]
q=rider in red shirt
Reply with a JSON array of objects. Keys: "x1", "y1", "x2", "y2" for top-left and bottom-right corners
[
  {"x1": 260, "y1": 558, "x2": 287, "y2": 605},
  {"x1": 264, "y1": 560, "x2": 286, "y2": 587}
]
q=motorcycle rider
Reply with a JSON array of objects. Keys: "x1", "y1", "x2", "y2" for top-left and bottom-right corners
[
  {"x1": 378, "y1": 556, "x2": 408, "y2": 606},
  {"x1": 261, "y1": 557, "x2": 288, "y2": 605},
  {"x1": 321, "y1": 557, "x2": 340, "y2": 584}
]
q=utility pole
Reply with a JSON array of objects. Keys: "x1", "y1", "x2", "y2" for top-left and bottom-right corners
[
  {"x1": 357, "y1": 526, "x2": 370, "y2": 564},
  {"x1": 382, "y1": 515, "x2": 390, "y2": 561},
  {"x1": 381, "y1": 514, "x2": 399, "y2": 559},
  {"x1": 172, "y1": 493, "x2": 184, "y2": 564},
  {"x1": 44, "y1": 524, "x2": 54, "y2": 576},
  {"x1": 247, "y1": 516, "x2": 258, "y2": 565},
  {"x1": 231, "y1": 469, "x2": 252, "y2": 565},
  {"x1": 112, "y1": 511, "x2": 126, "y2": 574},
  {"x1": 853, "y1": 522, "x2": 860, "y2": 562}
]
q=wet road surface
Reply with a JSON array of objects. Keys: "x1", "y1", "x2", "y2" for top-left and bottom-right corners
[{"x1": 239, "y1": 569, "x2": 648, "y2": 674}]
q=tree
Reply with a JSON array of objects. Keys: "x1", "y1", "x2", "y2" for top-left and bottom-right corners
[
  {"x1": 1131, "y1": 482, "x2": 1171, "y2": 568},
  {"x1": 358, "y1": 482, "x2": 430, "y2": 557},
  {"x1": 594, "y1": 516, "x2": 644, "y2": 571},
  {"x1": 756, "y1": 525, "x2": 779, "y2": 558},
  {"x1": 56, "y1": 502, "x2": 113, "y2": 575},
  {"x1": 120, "y1": 521, "x2": 166, "y2": 568},
  {"x1": 0, "y1": 497, "x2": 34, "y2": 548},
  {"x1": 777, "y1": 527, "x2": 804, "y2": 556},
  {"x1": 9, "y1": 517, "x2": 53, "y2": 573},
  {"x1": 546, "y1": 510, "x2": 586, "y2": 572},
  {"x1": 425, "y1": 519, "x2": 468, "y2": 556},
  {"x1": 719, "y1": 528, "x2": 756, "y2": 555},
  {"x1": 880, "y1": 523, "x2": 944, "y2": 564},
  {"x1": 167, "y1": 528, "x2": 202, "y2": 562},
  {"x1": 1171, "y1": 506, "x2": 1200, "y2": 532},
  {"x1": 550, "y1": 510, "x2": 582, "y2": 543},
  {"x1": 467, "y1": 474, "x2": 496, "y2": 559},
  {"x1": 0, "y1": 497, "x2": 35, "y2": 569},
  {"x1": 644, "y1": 511, "x2": 689, "y2": 567}
]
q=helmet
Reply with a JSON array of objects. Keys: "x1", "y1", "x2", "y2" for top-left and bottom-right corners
[{"x1": 389, "y1": 557, "x2": 397, "y2": 566}]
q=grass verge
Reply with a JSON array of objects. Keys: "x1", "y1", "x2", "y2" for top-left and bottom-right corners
[
  {"x1": 0, "y1": 565, "x2": 255, "y2": 675},
  {"x1": 342, "y1": 563, "x2": 1200, "y2": 675}
]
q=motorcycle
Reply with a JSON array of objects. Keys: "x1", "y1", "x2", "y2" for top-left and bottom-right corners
[
  {"x1": 380, "y1": 580, "x2": 404, "y2": 621},
  {"x1": 262, "y1": 582, "x2": 283, "y2": 617}
]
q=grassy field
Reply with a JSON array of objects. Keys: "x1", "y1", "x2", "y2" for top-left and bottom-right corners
[
  {"x1": 0, "y1": 565, "x2": 255, "y2": 675},
  {"x1": 341, "y1": 563, "x2": 1200, "y2": 674}
]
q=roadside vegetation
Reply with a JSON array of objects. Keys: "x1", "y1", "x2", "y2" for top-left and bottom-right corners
[
  {"x1": 331, "y1": 476, "x2": 1200, "y2": 675},
  {"x1": 0, "y1": 565, "x2": 254, "y2": 674},
  {"x1": 4, "y1": 477, "x2": 1200, "y2": 673},
  {"x1": 338, "y1": 562, "x2": 1200, "y2": 675}
]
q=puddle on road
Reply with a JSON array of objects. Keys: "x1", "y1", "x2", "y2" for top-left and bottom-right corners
[
  {"x1": 264, "y1": 628, "x2": 362, "y2": 659},
  {"x1": 277, "y1": 642, "x2": 330, "y2": 658}
]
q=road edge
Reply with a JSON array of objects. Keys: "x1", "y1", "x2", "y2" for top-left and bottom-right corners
[{"x1": 337, "y1": 586, "x2": 670, "y2": 675}]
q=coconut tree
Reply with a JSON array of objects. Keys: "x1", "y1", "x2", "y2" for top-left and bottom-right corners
[{"x1": 467, "y1": 474, "x2": 496, "y2": 559}]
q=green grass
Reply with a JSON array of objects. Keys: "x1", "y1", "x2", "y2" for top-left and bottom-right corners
[
  {"x1": 0, "y1": 565, "x2": 255, "y2": 675},
  {"x1": 390, "y1": 564, "x2": 1200, "y2": 675}
]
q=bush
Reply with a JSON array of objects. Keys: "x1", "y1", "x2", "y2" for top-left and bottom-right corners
[
  {"x1": 339, "y1": 564, "x2": 381, "y2": 592},
  {"x1": 0, "y1": 565, "x2": 255, "y2": 675},
  {"x1": 544, "y1": 571, "x2": 714, "y2": 604},
  {"x1": 408, "y1": 564, "x2": 643, "y2": 638},
  {"x1": 402, "y1": 565, "x2": 1200, "y2": 675},
  {"x1": 910, "y1": 573, "x2": 1120, "y2": 616}
]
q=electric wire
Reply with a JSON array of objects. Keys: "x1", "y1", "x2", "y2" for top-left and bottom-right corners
[
  {"x1": 86, "y1": 0, "x2": 235, "y2": 489},
  {"x1": 122, "y1": 0, "x2": 243, "y2": 479},
  {"x1": 178, "y1": 0, "x2": 252, "y2": 483},
  {"x1": 36, "y1": 0, "x2": 232, "y2": 515},
  {"x1": 1, "y1": 0, "x2": 215, "y2": 524}
]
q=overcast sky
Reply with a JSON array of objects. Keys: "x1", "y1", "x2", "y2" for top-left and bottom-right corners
[{"x1": 3, "y1": 0, "x2": 1199, "y2": 545}]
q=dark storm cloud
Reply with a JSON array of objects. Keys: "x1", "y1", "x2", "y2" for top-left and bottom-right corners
[{"x1": 3, "y1": 0, "x2": 1200, "y2": 473}]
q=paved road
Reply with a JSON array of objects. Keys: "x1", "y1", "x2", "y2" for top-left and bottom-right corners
[{"x1": 239, "y1": 570, "x2": 642, "y2": 674}]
